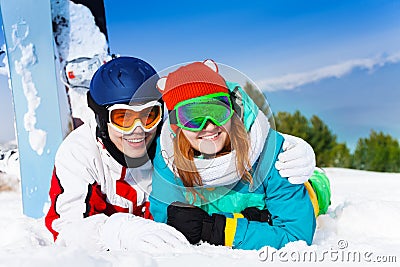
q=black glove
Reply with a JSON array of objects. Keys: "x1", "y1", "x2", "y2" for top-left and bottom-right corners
[
  {"x1": 241, "y1": 207, "x2": 273, "y2": 225},
  {"x1": 167, "y1": 201, "x2": 226, "y2": 245}
]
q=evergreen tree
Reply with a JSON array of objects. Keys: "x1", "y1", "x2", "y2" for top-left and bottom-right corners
[
  {"x1": 275, "y1": 111, "x2": 310, "y2": 141},
  {"x1": 353, "y1": 130, "x2": 400, "y2": 172},
  {"x1": 275, "y1": 110, "x2": 350, "y2": 167},
  {"x1": 309, "y1": 116, "x2": 338, "y2": 166},
  {"x1": 254, "y1": 103, "x2": 399, "y2": 172},
  {"x1": 330, "y1": 143, "x2": 352, "y2": 167}
]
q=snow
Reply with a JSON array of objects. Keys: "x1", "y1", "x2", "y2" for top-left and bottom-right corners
[
  {"x1": 51, "y1": 0, "x2": 108, "y2": 62},
  {"x1": 10, "y1": 20, "x2": 47, "y2": 156},
  {"x1": 0, "y1": 168, "x2": 399, "y2": 266},
  {"x1": 0, "y1": 44, "x2": 9, "y2": 76},
  {"x1": 51, "y1": 0, "x2": 109, "y2": 123},
  {"x1": 0, "y1": 142, "x2": 19, "y2": 177}
]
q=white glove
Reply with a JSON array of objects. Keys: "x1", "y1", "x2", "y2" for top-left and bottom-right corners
[
  {"x1": 101, "y1": 213, "x2": 190, "y2": 254},
  {"x1": 275, "y1": 134, "x2": 316, "y2": 184},
  {"x1": 56, "y1": 213, "x2": 109, "y2": 252}
]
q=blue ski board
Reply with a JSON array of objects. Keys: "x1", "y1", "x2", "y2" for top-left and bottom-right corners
[{"x1": 0, "y1": 0, "x2": 72, "y2": 218}]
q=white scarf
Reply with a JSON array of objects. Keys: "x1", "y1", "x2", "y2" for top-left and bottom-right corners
[{"x1": 160, "y1": 110, "x2": 270, "y2": 187}]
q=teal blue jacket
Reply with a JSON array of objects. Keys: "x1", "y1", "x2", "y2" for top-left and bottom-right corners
[
  {"x1": 150, "y1": 131, "x2": 316, "y2": 250},
  {"x1": 149, "y1": 83, "x2": 316, "y2": 250}
]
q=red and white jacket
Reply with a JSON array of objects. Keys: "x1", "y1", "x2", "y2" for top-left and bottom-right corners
[{"x1": 45, "y1": 119, "x2": 153, "y2": 244}]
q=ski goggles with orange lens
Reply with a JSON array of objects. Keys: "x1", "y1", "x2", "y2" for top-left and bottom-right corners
[
  {"x1": 170, "y1": 92, "x2": 234, "y2": 132},
  {"x1": 108, "y1": 101, "x2": 162, "y2": 134}
]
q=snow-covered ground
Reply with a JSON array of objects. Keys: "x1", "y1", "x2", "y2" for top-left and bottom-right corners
[{"x1": 0, "y1": 167, "x2": 399, "y2": 267}]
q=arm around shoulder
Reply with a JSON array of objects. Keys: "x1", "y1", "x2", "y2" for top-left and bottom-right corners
[{"x1": 232, "y1": 132, "x2": 316, "y2": 250}]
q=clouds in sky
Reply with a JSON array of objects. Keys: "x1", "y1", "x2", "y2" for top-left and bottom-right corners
[{"x1": 258, "y1": 51, "x2": 400, "y2": 92}]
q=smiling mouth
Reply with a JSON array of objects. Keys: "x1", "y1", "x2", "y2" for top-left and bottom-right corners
[
  {"x1": 124, "y1": 137, "x2": 145, "y2": 143},
  {"x1": 199, "y1": 132, "x2": 221, "y2": 140}
]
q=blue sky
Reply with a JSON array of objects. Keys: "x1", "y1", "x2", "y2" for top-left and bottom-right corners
[{"x1": 1, "y1": 0, "x2": 400, "y2": 150}]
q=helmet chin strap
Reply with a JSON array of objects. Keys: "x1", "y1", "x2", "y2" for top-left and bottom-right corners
[{"x1": 96, "y1": 116, "x2": 158, "y2": 168}]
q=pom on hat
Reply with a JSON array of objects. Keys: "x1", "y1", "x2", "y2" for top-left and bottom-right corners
[{"x1": 157, "y1": 59, "x2": 228, "y2": 110}]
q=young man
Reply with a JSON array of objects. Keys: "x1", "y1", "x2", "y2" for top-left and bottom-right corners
[{"x1": 45, "y1": 56, "x2": 316, "y2": 253}]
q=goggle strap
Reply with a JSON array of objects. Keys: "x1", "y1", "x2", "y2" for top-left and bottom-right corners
[
  {"x1": 229, "y1": 86, "x2": 244, "y2": 121},
  {"x1": 169, "y1": 109, "x2": 178, "y2": 125},
  {"x1": 87, "y1": 92, "x2": 109, "y2": 122}
]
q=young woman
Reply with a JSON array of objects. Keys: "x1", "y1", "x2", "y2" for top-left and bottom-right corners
[
  {"x1": 45, "y1": 57, "x2": 190, "y2": 253},
  {"x1": 150, "y1": 60, "x2": 318, "y2": 250}
]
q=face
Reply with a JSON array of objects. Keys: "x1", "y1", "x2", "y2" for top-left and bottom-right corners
[
  {"x1": 181, "y1": 119, "x2": 232, "y2": 156},
  {"x1": 108, "y1": 124, "x2": 157, "y2": 158}
]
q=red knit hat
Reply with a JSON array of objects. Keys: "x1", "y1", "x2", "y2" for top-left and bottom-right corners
[{"x1": 157, "y1": 60, "x2": 228, "y2": 110}]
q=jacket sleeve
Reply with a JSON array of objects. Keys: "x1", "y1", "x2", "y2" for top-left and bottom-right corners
[
  {"x1": 44, "y1": 127, "x2": 105, "y2": 246},
  {"x1": 149, "y1": 138, "x2": 187, "y2": 223},
  {"x1": 230, "y1": 131, "x2": 316, "y2": 250}
]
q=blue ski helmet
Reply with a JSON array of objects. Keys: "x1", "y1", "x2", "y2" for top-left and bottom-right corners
[{"x1": 89, "y1": 56, "x2": 160, "y2": 106}]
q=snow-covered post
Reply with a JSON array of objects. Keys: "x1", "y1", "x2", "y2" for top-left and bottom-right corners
[{"x1": 0, "y1": 0, "x2": 72, "y2": 218}]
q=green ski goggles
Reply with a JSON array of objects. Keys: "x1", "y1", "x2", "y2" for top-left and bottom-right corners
[{"x1": 170, "y1": 92, "x2": 234, "y2": 132}]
